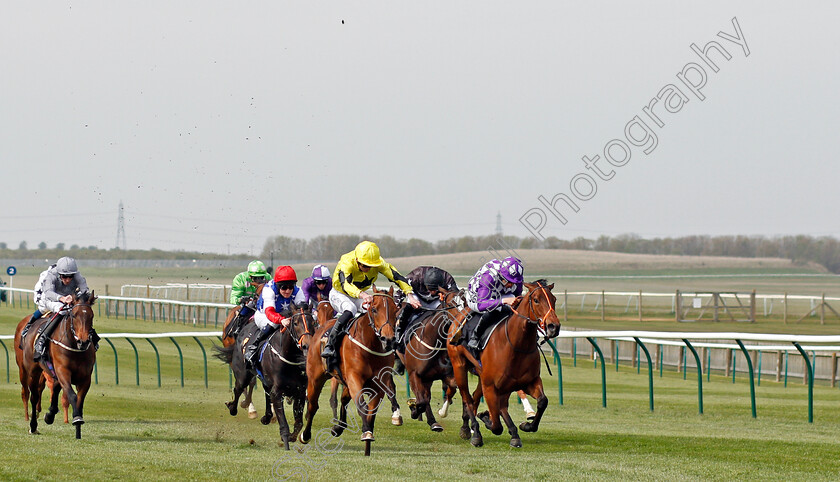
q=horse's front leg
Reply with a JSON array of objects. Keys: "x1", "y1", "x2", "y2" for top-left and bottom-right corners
[
  {"x1": 28, "y1": 375, "x2": 43, "y2": 434},
  {"x1": 329, "y1": 378, "x2": 340, "y2": 421},
  {"x1": 381, "y1": 367, "x2": 402, "y2": 426},
  {"x1": 300, "y1": 374, "x2": 327, "y2": 444},
  {"x1": 44, "y1": 372, "x2": 63, "y2": 426},
  {"x1": 498, "y1": 391, "x2": 522, "y2": 447},
  {"x1": 271, "y1": 388, "x2": 291, "y2": 450},
  {"x1": 438, "y1": 380, "x2": 457, "y2": 419},
  {"x1": 477, "y1": 383, "x2": 504, "y2": 436},
  {"x1": 519, "y1": 377, "x2": 549, "y2": 433},
  {"x1": 71, "y1": 376, "x2": 92, "y2": 439},
  {"x1": 451, "y1": 356, "x2": 482, "y2": 446},
  {"x1": 289, "y1": 390, "x2": 305, "y2": 442},
  {"x1": 242, "y1": 377, "x2": 258, "y2": 419},
  {"x1": 260, "y1": 384, "x2": 273, "y2": 425},
  {"x1": 420, "y1": 380, "x2": 443, "y2": 432},
  {"x1": 225, "y1": 369, "x2": 253, "y2": 417},
  {"x1": 332, "y1": 385, "x2": 352, "y2": 437}
]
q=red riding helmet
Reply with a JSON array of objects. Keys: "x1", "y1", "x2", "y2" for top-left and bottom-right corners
[{"x1": 273, "y1": 266, "x2": 298, "y2": 283}]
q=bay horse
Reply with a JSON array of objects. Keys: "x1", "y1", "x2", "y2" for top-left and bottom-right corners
[
  {"x1": 318, "y1": 295, "x2": 403, "y2": 426},
  {"x1": 14, "y1": 291, "x2": 97, "y2": 439},
  {"x1": 299, "y1": 285, "x2": 398, "y2": 455},
  {"x1": 257, "y1": 303, "x2": 317, "y2": 450},
  {"x1": 399, "y1": 303, "x2": 460, "y2": 432},
  {"x1": 446, "y1": 280, "x2": 559, "y2": 448}
]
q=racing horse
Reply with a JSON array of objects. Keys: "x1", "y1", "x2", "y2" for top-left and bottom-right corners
[
  {"x1": 15, "y1": 291, "x2": 97, "y2": 439},
  {"x1": 446, "y1": 280, "x2": 559, "y2": 448},
  {"x1": 398, "y1": 302, "x2": 461, "y2": 432},
  {"x1": 318, "y1": 295, "x2": 403, "y2": 426},
  {"x1": 257, "y1": 303, "x2": 317, "y2": 450},
  {"x1": 299, "y1": 285, "x2": 398, "y2": 455},
  {"x1": 220, "y1": 286, "x2": 264, "y2": 419}
]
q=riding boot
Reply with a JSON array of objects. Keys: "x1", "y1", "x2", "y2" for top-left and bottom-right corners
[
  {"x1": 467, "y1": 306, "x2": 511, "y2": 351},
  {"x1": 89, "y1": 328, "x2": 101, "y2": 351},
  {"x1": 19, "y1": 310, "x2": 43, "y2": 349},
  {"x1": 395, "y1": 305, "x2": 415, "y2": 352},
  {"x1": 33, "y1": 315, "x2": 62, "y2": 363},
  {"x1": 321, "y1": 310, "x2": 353, "y2": 372},
  {"x1": 244, "y1": 327, "x2": 272, "y2": 370}
]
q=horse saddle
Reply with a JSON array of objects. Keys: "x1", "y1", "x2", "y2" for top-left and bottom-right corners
[{"x1": 463, "y1": 312, "x2": 509, "y2": 351}]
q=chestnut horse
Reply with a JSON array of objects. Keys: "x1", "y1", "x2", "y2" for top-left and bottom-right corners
[
  {"x1": 399, "y1": 303, "x2": 460, "y2": 432},
  {"x1": 446, "y1": 280, "x2": 559, "y2": 448},
  {"x1": 318, "y1": 296, "x2": 403, "y2": 426},
  {"x1": 299, "y1": 285, "x2": 398, "y2": 455},
  {"x1": 15, "y1": 291, "x2": 97, "y2": 439}
]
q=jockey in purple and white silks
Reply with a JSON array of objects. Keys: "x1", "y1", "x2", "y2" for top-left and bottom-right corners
[
  {"x1": 300, "y1": 264, "x2": 332, "y2": 306},
  {"x1": 463, "y1": 257, "x2": 524, "y2": 350}
]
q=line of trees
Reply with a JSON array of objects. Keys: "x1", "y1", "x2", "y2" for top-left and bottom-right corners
[
  {"x1": 262, "y1": 233, "x2": 840, "y2": 273},
  {"x1": 0, "y1": 243, "x2": 245, "y2": 261}
]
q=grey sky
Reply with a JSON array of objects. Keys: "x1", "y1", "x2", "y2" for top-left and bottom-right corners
[{"x1": 1, "y1": 2, "x2": 838, "y2": 255}]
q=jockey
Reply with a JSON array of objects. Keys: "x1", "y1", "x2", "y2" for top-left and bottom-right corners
[
  {"x1": 22, "y1": 257, "x2": 99, "y2": 362},
  {"x1": 228, "y1": 260, "x2": 269, "y2": 336},
  {"x1": 393, "y1": 266, "x2": 458, "y2": 374},
  {"x1": 321, "y1": 240, "x2": 419, "y2": 372},
  {"x1": 462, "y1": 256, "x2": 524, "y2": 351},
  {"x1": 300, "y1": 264, "x2": 332, "y2": 305},
  {"x1": 244, "y1": 266, "x2": 306, "y2": 369},
  {"x1": 395, "y1": 266, "x2": 457, "y2": 345}
]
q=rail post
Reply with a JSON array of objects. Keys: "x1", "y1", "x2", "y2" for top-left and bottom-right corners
[
  {"x1": 0, "y1": 340, "x2": 8, "y2": 383},
  {"x1": 169, "y1": 337, "x2": 184, "y2": 387},
  {"x1": 586, "y1": 337, "x2": 607, "y2": 408},
  {"x1": 125, "y1": 338, "x2": 140, "y2": 385},
  {"x1": 103, "y1": 338, "x2": 119, "y2": 385},
  {"x1": 146, "y1": 339, "x2": 161, "y2": 387},
  {"x1": 735, "y1": 340, "x2": 757, "y2": 418},
  {"x1": 792, "y1": 342, "x2": 814, "y2": 423},
  {"x1": 192, "y1": 337, "x2": 209, "y2": 388},
  {"x1": 546, "y1": 339, "x2": 563, "y2": 406},
  {"x1": 634, "y1": 337, "x2": 654, "y2": 412},
  {"x1": 683, "y1": 339, "x2": 703, "y2": 415}
]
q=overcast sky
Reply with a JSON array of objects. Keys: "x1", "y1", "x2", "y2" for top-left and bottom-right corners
[{"x1": 1, "y1": 2, "x2": 838, "y2": 255}]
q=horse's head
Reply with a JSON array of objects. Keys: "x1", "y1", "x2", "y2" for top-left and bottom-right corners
[
  {"x1": 522, "y1": 280, "x2": 560, "y2": 338},
  {"x1": 368, "y1": 284, "x2": 398, "y2": 350},
  {"x1": 69, "y1": 290, "x2": 97, "y2": 351},
  {"x1": 287, "y1": 302, "x2": 316, "y2": 357}
]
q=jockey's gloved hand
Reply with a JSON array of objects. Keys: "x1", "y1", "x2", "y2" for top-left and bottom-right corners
[{"x1": 239, "y1": 296, "x2": 251, "y2": 305}]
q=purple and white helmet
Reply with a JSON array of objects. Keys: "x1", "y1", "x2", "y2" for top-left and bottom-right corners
[
  {"x1": 499, "y1": 257, "x2": 524, "y2": 284},
  {"x1": 312, "y1": 264, "x2": 331, "y2": 281}
]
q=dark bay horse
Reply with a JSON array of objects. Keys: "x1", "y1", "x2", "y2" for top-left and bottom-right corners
[
  {"x1": 399, "y1": 304, "x2": 460, "y2": 432},
  {"x1": 257, "y1": 304, "x2": 317, "y2": 449},
  {"x1": 446, "y1": 280, "x2": 559, "y2": 448},
  {"x1": 221, "y1": 286, "x2": 264, "y2": 419},
  {"x1": 299, "y1": 285, "x2": 398, "y2": 455},
  {"x1": 15, "y1": 291, "x2": 97, "y2": 439}
]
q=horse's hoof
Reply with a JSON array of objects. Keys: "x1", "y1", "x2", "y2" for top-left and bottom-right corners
[
  {"x1": 240, "y1": 400, "x2": 249, "y2": 409},
  {"x1": 438, "y1": 408, "x2": 448, "y2": 418},
  {"x1": 361, "y1": 431, "x2": 374, "y2": 442},
  {"x1": 72, "y1": 416, "x2": 84, "y2": 426},
  {"x1": 431, "y1": 423, "x2": 444, "y2": 432},
  {"x1": 526, "y1": 410, "x2": 536, "y2": 421},
  {"x1": 248, "y1": 410, "x2": 258, "y2": 420},
  {"x1": 459, "y1": 426, "x2": 471, "y2": 440},
  {"x1": 44, "y1": 412, "x2": 55, "y2": 425},
  {"x1": 29, "y1": 429, "x2": 40, "y2": 435},
  {"x1": 510, "y1": 438, "x2": 522, "y2": 448},
  {"x1": 225, "y1": 401, "x2": 238, "y2": 416},
  {"x1": 260, "y1": 415, "x2": 272, "y2": 425},
  {"x1": 519, "y1": 421, "x2": 535, "y2": 432},
  {"x1": 391, "y1": 415, "x2": 403, "y2": 426},
  {"x1": 330, "y1": 426, "x2": 345, "y2": 437},
  {"x1": 470, "y1": 436, "x2": 483, "y2": 447},
  {"x1": 298, "y1": 432, "x2": 309, "y2": 445}
]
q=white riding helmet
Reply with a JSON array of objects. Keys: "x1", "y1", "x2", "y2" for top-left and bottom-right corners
[{"x1": 311, "y1": 264, "x2": 331, "y2": 281}]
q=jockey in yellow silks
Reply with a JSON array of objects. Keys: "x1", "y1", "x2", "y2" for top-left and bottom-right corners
[{"x1": 321, "y1": 240, "x2": 419, "y2": 371}]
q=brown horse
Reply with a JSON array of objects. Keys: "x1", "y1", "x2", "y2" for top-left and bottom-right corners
[
  {"x1": 299, "y1": 285, "x2": 398, "y2": 455},
  {"x1": 399, "y1": 303, "x2": 460, "y2": 432},
  {"x1": 15, "y1": 291, "x2": 97, "y2": 439},
  {"x1": 318, "y1": 296, "x2": 404, "y2": 426},
  {"x1": 446, "y1": 280, "x2": 559, "y2": 448}
]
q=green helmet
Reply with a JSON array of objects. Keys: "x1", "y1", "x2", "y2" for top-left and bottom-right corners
[{"x1": 247, "y1": 260, "x2": 268, "y2": 279}]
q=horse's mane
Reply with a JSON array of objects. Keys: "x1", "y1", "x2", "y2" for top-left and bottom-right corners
[
  {"x1": 279, "y1": 302, "x2": 313, "y2": 318},
  {"x1": 532, "y1": 279, "x2": 549, "y2": 287}
]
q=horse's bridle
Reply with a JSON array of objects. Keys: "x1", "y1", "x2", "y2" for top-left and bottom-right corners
[
  {"x1": 511, "y1": 284, "x2": 556, "y2": 331},
  {"x1": 282, "y1": 307, "x2": 315, "y2": 351},
  {"x1": 364, "y1": 292, "x2": 397, "y2": 341},
  {"x1": 61, "y1": 302, "x2": 93, "y2": 352}
]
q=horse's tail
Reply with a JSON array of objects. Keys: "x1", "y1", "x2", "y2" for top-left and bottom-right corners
[{"x1": 212, "y1": 344, "x2": 235, "y2": 364}]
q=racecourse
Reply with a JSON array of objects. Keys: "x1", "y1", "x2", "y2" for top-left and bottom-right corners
[{"x1": 2, "y1": 254, "x2": 840, "y2": 480}]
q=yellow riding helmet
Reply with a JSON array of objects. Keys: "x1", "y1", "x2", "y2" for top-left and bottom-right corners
[{"x1": 354, "y1": 241, "x2": 385, "y2": 267}]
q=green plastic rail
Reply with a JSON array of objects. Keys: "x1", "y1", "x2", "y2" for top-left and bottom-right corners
[
  {"x1": 735, "y1": 340, "x2": 757, "y2": 418},
  {"x1": 586, "y1": 337, "x2": 607, "y2": 408},
  {"x1": 682, "y1": 339, "x2": 703, "y2": 415},
  {"x1": 634, "y1": 337, "x2": 654, "y2": 412},
  {"x1": 792, "y1": 342, "x2": 814, "y2": 423}
]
